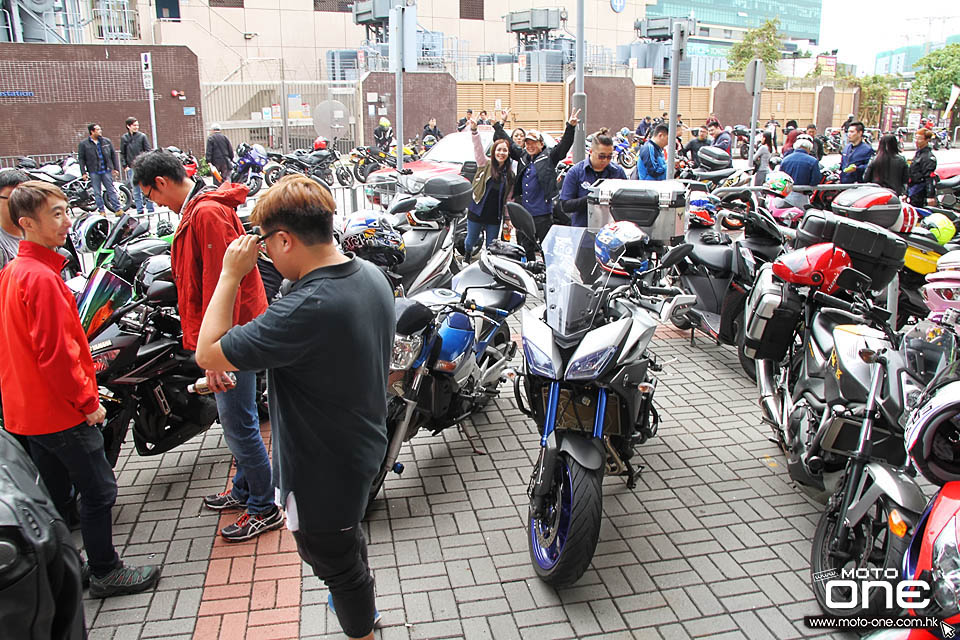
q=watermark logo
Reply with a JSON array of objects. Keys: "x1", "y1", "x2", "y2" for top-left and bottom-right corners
[{"x1": 821, "y1": 567, "x2": 930, "y2": 611}]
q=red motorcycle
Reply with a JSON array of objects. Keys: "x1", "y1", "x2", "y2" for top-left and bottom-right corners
[{"x1": 164, "y1": 146, "x2": 198, "y2": 178}]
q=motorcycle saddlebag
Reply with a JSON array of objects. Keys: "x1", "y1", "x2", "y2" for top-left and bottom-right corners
[
  {"x1": 796, "y1": 209, "x2": 906, "y2": 290},
  {"x1": 830, "y1": 186, "x2": 902, "y2": 230},
  {"x1": 743, "y1": 262, "x2": 803, "y2": 361},
  {"x1": 423, "y1": 175, "x2": 473, "y2": 212},
  {"x1": 0, "y1": 429, "x2": 85, "y2": 640},
  {"x1": 697, "y1": 146, "x2": 733, "y2": 171}
]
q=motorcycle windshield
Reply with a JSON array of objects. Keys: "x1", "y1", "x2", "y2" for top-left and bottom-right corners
[
  {"x1": 77, "y1": 268, "x2": 133, "y2": 338},
  {"x1": 542, "y1": 226, "x2": 611, "y2": 339}
]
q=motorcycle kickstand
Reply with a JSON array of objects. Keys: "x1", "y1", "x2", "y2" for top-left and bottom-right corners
[
  {"x1": 689, "y1": 328, "x2": 695, "y2": 347},
  {"x1": 625, "y1": 459, "x2": 643, "y2": 490},
  {"x1": 457, "y1": 420, "x2": 487, "y2": 456}
]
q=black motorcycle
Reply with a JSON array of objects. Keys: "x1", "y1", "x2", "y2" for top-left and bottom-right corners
[
  {"x1": 78, "y1": 259, "x2": 217, "y2": 466},
  {"x1": 279, "y1": 140, "x2": 354, "y2": 187}
]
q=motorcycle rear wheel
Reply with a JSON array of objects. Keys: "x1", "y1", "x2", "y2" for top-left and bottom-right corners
[
  {"x1": 115, "y1": 184, "x2": 132, "y2": 211},
  {"x1": 529, "y1": 452, "x2": 601, "y2": 587},
  {"x1": 618, "y1": 151, "x2": 637, "y2": 169},
  {"x1": 739, "y1": 143, "x2": 749, "y2": 159},
  {"x1": 811, "y1": 493, "x2": 902, "y2": 618}
]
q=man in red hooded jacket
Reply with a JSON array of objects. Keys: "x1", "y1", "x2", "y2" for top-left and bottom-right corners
[
  {"x1": 0, "y1": 180, "x2": 161, "y2": 598},
  {"x1": 134, "y1": 151, "x2": 279, "y2": 542}
]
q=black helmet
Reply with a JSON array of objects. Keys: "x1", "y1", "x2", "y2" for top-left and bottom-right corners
[
  {"x1": 135, "y1": 254, "x2": 174, "y2": 298},
  {"x1": 907, "y1": 379, "x2": 960, "y2": 486}
]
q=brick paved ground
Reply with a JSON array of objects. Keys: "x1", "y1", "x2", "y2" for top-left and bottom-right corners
[{"x1": 83, "y1": 322, "x2": 857, "y2": 640}]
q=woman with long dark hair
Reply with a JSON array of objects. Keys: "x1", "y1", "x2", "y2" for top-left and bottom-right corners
[
  {"x1": 465, "y1": 118, "x2": 515, "y2": 256},
  {"x1": 864, "y1": 134, "x2": 908, "y2": 195}
]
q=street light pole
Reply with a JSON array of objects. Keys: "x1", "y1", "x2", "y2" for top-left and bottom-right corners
[
  {"x1": 666, "y1": 22, "x2": 682, "y2": 177},
  {"x1": 280, "y1": 58, "x2": 289, "y2": 154},
  {"x1": 572, "y1": 0, "x2": 586, "y2": 163}
]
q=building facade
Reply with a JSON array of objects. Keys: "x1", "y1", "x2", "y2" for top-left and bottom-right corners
[
  {"x1": 874, "y1": 35, "x2": 960, "y2": 77},
  {"x1": 644, "y1": 0, "x2": 822, "y2": 44}
]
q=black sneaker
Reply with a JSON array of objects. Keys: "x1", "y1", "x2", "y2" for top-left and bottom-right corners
[
  {"x1": 89, "y1": 563, "x2": 161, "y2": 598},
  {"x1": 203, "y1": 491, "x2": 247, "y2": 511},
  {"x1": 220, "y1": 505, "x2": 284, "y2": 542}
]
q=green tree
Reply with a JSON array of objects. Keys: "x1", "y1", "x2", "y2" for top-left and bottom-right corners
[
  {"x1": 726, "y1": 18, "x2": 784, "y2": 79},
  {"x1": 847, "y1": 75, "x2": 898, "y2": 128},
  {"x1": 913, "y1": 43, "x2": 960, "y2": 108}
]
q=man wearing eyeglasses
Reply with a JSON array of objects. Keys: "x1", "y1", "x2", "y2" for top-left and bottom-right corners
[
  {"x1": 559, "y1": 128, "x2": 627, "y2": 227},
  {"x1": 132, "y1": 150, "x2": 278, "y2": 543}
]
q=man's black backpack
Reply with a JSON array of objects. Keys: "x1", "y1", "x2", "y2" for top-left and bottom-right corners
[{"x1": 0, "y1": 429, "x2": 85, "y2": 639}]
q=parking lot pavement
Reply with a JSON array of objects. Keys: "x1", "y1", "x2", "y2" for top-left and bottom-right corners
[{"x1": 85, "y1": 325, "x2": 848, "y2": 640}]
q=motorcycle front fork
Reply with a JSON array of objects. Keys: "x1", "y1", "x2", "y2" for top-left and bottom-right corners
[{"x1": 379, "y1": 364, "x2": 428, "y2": 479}]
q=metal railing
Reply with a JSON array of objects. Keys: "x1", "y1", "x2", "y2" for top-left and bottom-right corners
[{"x1": 0, "y1": 153, "x2": 74, "y2": 169}]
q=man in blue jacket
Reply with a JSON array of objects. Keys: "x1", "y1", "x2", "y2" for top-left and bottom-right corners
[
  {"x1": 840, "y1": 121, "x2": 874, "y2": 184},
  {"x1": 634, "y1": 125, "x2": 668, "y2": 181},
  {"x1": 781, "y1": 137, "x2": 821, "y2": 187},
  {"x1": 559, "y1": 130, "x2": 628, "y2": 227}
]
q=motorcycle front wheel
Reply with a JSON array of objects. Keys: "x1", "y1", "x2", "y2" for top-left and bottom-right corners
[
  {"x1": 618, "y1": 151, "x2": 637, "y2": 169},
  {"x1": 335, "y1": 165, "x2": 355, "y2": 188},
  {"x1": 529, "y1": 452, "x2": 601, "y2": 587},
  {"x1": 264, "y1": 164, "x2": 284, "y2": 186},
  {"x1": 739, "y1": 143, "x2": 749, "y2": 159},
  {"x1": 246, "y1": 174, "x2": 264, "y2": 197},
  {"x1": 115, "y1": 184, "x2": 132, "y2": 211},
  {"x1": 811, "y1": 493, "x2": 904, "y2": 618}
]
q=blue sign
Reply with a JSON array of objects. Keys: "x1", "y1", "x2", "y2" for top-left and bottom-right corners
[
  {"x1": 610, "y1": 0, "x2": 626, "y2": 13},
  {"x1": 0, "y1": 90, "x2": 35, "y2": 97},
  {"x1": 183, "y1": 106, "x2": 196, "y2": 116}
]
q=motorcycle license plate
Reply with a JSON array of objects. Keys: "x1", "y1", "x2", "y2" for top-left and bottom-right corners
[{"x1": 541, "y1": 386, "x2": 623, "y2": 436}]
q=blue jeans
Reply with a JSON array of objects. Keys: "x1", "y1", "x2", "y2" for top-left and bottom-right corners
[
  {"x1": 89, "y1": 171, "x2": 120, "y2": 213},
  {"x1": 464, "y1": 220, "x2": 500, "y2": 255},
  {"x1": 28, "y1": 423, "x2": 121, "y2": 578},
  {"x1": 127, "y1": 168, "x2": 154, "y2": 214},
  {"x1": 214, "y1": 370, "x2": 273, "y2": 515}
]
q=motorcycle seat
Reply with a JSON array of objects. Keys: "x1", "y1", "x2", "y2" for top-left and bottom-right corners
[
  {"x1": 395, "y1": 227, "x2": 447, "y2": 277},
  {"x1": 903, "y1": 232, "x2": 949, "y2": 254},
  {"x1": 395, "y1": 297, "x2": 433, "y2": 335},
  {"x1": 939, "y1": 175, "x2": 960, "y2": 190},
  {"x1": 693, "y1": 167, "x2": 737, "y2": 182},
  {"x1": 685, "y1": 230, "x2": 733, "y2": 273}
]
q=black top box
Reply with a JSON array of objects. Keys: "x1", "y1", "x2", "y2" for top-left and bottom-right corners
[
  {"x1": 423, "y1": 175, "x2": 473, "y2": 212},
  {"x1": 697, "y1": 146, "x2": 732, "y2": 171}
]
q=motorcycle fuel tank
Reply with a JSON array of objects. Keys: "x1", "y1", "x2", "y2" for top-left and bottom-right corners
[{"x1": 824, "y1": 323, "x2": 890, "y2": 406}]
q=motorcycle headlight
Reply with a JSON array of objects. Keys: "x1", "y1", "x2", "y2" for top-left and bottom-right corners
[
  {"x1": 931, "y1": 515, "x2": 960, "y2": 617},
  {"x1": 565, "y1": 346, "x2": 617, "y2": 381},
  {"x1": 391, "y1": 334, "x2": 423, "y2": 371},
  {"x1": 523, "y1": 337, "x2": 557, "y2": 379}
]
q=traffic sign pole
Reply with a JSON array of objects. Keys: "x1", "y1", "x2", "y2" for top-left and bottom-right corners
[
  {"x1": 141, "y1": 52, "x2": 158, "y2": 149},
  {"x1": 745, "y1": 59, "x2": 765, "y2": 167}
]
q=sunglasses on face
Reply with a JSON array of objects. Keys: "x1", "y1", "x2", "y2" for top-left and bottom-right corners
[
  {"x1": 248, "y1": 226, "x2": 283, "y2": 244},
  {"x1": 594, "y1": 154, "x2": 614, "y2": 160}
]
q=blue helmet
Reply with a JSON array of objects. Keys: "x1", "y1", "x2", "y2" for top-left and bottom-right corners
[{"x1": 595, "y1": 221, "x2": 649, "y2": 275}]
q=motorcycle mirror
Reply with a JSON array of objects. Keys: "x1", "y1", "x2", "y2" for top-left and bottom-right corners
[
  {"x1": 659, "y1": 243, "x2": 694, "y2": 271},
  {"x1": 836, "y1": 267, "x2": 872, "y2": 293},
  {"x1": 145, "y1": 280, "x2": 177, "y2": 303},
  {"x1": 505, "y1": 202, "x2": 536, "y2": 249}
]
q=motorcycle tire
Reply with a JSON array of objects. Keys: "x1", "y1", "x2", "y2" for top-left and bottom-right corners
[
  {"x1": 529, "y1": 452, "x2": 601, "y2": 587},
  {"x1": 74, "y1": 197, "x2": 98, "y2": 213},
  {"x1": 618, "y1": 151, "x2": 637, "y2": 169},
  {"x1": 256, "y1": 371, "x2": 269, "y2": 419},
  {"x1": 353, "y1": 162, "x2": 366, "y2": 183},
  {"x1": 115, "y1": 184, "x2": 133, "y2": 211},
  {"x1": 318, "y1": 168, "x2": 334, "y2": 186},
  {"x1": 933, "y1": 138, "x2": 941, "y2": 151},
  {"x1": 739, "y1": 143, "x2": 749, "y2": 160},
  {"x1": 246, "y1": 174, "x2": 263, "y2": 197},
  {"x1": 811, "y1": 493, "x2": 903, "y2": 618},
  {"x1": 264, "y1": 164, "x2": 284, "y2": 186},
  {"x1": 360, "y1": 162, "x2": 380, "y2": 182},
  {"x1": 335, "y1": 165, "x2": 355, "y2": 188}
]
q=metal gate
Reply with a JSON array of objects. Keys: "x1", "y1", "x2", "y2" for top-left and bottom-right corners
[{"x1": 200, "y1": 80, "x2": 363, "y2": 153}]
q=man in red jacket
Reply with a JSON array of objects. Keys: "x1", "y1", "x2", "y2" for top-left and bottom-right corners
[
  {"x1": 133, "y1": 151, "x2": 279, "y2": 542},
  {"x1": 0, "y1": 180, "x2": 161, "y2": 598}
]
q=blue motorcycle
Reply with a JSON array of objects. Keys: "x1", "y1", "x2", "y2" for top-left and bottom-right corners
[
  {"x1": 614, "y1": 133, "x2": 637, "y2": 169},
  {"x1": 232, "y1": 142, "x2": 268, "y2": 196},
  {"x1": 367, "y1": 245, "x2": 541, "y2": 511}
]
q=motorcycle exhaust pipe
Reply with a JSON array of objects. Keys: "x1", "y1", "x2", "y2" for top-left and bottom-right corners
[
  {"x1": 478, "y1": 342, "x2": 518, "y2": 388},
  {"x1": 756, "y1": 358, "x2": 781, "y2": 427}
]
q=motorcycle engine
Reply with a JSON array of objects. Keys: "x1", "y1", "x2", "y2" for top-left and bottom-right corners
[{"x1": 136, "y1": 380, "x2": 217, "y2": 443}]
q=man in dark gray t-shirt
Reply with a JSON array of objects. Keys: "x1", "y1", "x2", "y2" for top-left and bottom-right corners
[{"x1": 195, "y1": 176, "x2": 394, "y2": 640}]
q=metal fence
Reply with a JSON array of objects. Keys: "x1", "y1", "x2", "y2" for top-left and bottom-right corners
[
  {"x1": 200, "y1": 80, "x2": 362, "y2": 153},
  {"x1": 0, "y1": 153, "x2": 74, "y2": 169}
]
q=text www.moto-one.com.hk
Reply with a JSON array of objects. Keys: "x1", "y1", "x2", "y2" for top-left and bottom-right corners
[{"x1": 804, "y1": 615, "x2": 944, "y2": 630}]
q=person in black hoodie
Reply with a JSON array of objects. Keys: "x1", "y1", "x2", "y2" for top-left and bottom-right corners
[
  {"x1": 492, "y1": 108, "x2": 579, "y2": 259},
  {"x1": 908, "y1": 129, "x2": 939, "y2": 207},
  {"x1": 864, "y1": 134, "x2": 909, "y2": 195}
]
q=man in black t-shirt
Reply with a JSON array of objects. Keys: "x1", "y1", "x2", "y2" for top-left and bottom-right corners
[
  {"x1": 683, "y1": 127, "x2": 710, "y2": 167},
  {"x1": 195, "y1": 176, "x2": 394, "y2": 640}
]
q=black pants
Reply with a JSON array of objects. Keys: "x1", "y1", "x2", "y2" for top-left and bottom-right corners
[
  {"x1": 520, "y1": 214, "x2": 555, "y2": 260},
  {"x1": 28, "y1": 423, "x2": 121, "y2": 578},
  {"x1": 294, "y1": 525, "x2": 375, "y2": 638}
]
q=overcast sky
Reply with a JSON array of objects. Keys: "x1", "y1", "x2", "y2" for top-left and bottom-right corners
[{"x1": 817, "y1": 0, "x2": 960, "y2": 75}]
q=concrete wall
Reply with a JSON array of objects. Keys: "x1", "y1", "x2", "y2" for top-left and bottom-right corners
[
  {"x1": 568, "y1": 77, "x2": 635, "y2": 135},
  {"x1": 359, "y1": 72, "x2": 457, "y2": 147},
  {"x1": 0, "y1": 43, "x2": 204, "y2": 160}
]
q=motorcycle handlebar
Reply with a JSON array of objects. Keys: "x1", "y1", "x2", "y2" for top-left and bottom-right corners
[
  {"x1": 813, "y1": 291, "x2": 857, "y2": 314},
  {"x1": 639, "y1": 284, "x2": 683, "y2": 297}
]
